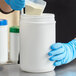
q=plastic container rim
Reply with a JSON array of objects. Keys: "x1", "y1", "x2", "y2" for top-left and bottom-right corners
[{"x1": 21, "y1": 13, "x2": 55, "y2": 19}]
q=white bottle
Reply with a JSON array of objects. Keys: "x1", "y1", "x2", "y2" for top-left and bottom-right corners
[
  {"x1": 0, "y1": 19, "x2": 8, "y2": 64},
  {"x1": 10, "y1": 26, "x2": 19, "y2": 63},
  {"x1": 20, "y1": 13, "x2": 56, "y2": 72}
]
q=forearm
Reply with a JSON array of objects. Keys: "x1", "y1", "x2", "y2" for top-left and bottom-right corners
[
  {"x1": 5, "y1": 0, "x2": 25, "y2": 10},
  {"x1": 0, "y1": 0, "x2": 13, "y2": 12}
]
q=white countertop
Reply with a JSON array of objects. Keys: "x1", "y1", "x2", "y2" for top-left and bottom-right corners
[{"x1": 0, "y1": 60, "x2": 76, "y2": 76}]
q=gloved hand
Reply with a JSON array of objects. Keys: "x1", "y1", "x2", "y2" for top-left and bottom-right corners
[
  {"x1": 5, "y1": 0, "x2": 25, "y2": 10},
  {"x1": 48, "y1": 39, "x2": 76, "y2": 66}
]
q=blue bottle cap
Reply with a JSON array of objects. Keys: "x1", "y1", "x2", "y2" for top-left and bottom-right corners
[{"x1": 0, "y1": 19, "x2": 8, "y2": 26}]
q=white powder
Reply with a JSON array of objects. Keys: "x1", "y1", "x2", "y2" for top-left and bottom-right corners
[{"x1": 25, "y1": 1, "x2": 46, "y2": 15}]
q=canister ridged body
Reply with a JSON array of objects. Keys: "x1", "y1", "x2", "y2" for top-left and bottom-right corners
[
  {"x1": 10, "y1": 33, "x2": 19, "y2": 63},
  {"x1": 0, "y1": 26, "x2": 8, "y2": 64},
  {"x1": 20, "y1": 13, "x2": 56, "y2": 72}
]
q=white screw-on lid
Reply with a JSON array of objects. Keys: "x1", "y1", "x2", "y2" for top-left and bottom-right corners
[{"x1": 0, "y1": 19, "x2": 8, "y2": 26}]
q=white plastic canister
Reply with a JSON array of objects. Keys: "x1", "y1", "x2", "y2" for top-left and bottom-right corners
[
  {"x1": 20, "y1": 13, "x2": 56, "y2": 72},
  {"x1": 0, "y1": 19, "x2": 8, "y2": 64},
  {"x1": 10, "y1": 26, "x2": 19, "y2": 63}
]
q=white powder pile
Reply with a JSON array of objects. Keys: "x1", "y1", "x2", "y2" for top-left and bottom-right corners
[{"x1": 25, "y1": 1, "x2": 46, "y2": 15}]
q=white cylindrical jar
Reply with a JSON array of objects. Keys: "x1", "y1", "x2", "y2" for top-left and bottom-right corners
[
  {"x1": 20, "y1": 13, "x2": 56, "y2": 72},
  {"x1": 10, "y1": 26, "x2": 19, "y2": 63},
  {"x1": 0, "y1": 19, "x2": 8, "y2": 64}
]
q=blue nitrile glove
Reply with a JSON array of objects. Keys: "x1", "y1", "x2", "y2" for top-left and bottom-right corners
[
  {"x1": 48, "y1": 39, "x2": 76, "y2": 66},
  {"x1": 5, "y1": 0, "x2": 25, "y2": 10}
]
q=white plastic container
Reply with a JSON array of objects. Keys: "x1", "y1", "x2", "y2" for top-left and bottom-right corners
[
  {"x1": 0, "y1": 19, "x2": 8, "y2": 64},
  {"x1": 20, "y1": 13, "x2": 56, "y2": 72},
  {"x1": 10, "y1": 26, "x2": 19, "y2": 63}
]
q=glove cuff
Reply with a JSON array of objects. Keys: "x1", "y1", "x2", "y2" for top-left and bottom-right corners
[{"x1": 68, "y1": 39, "x2": 76, "y2": 59}]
